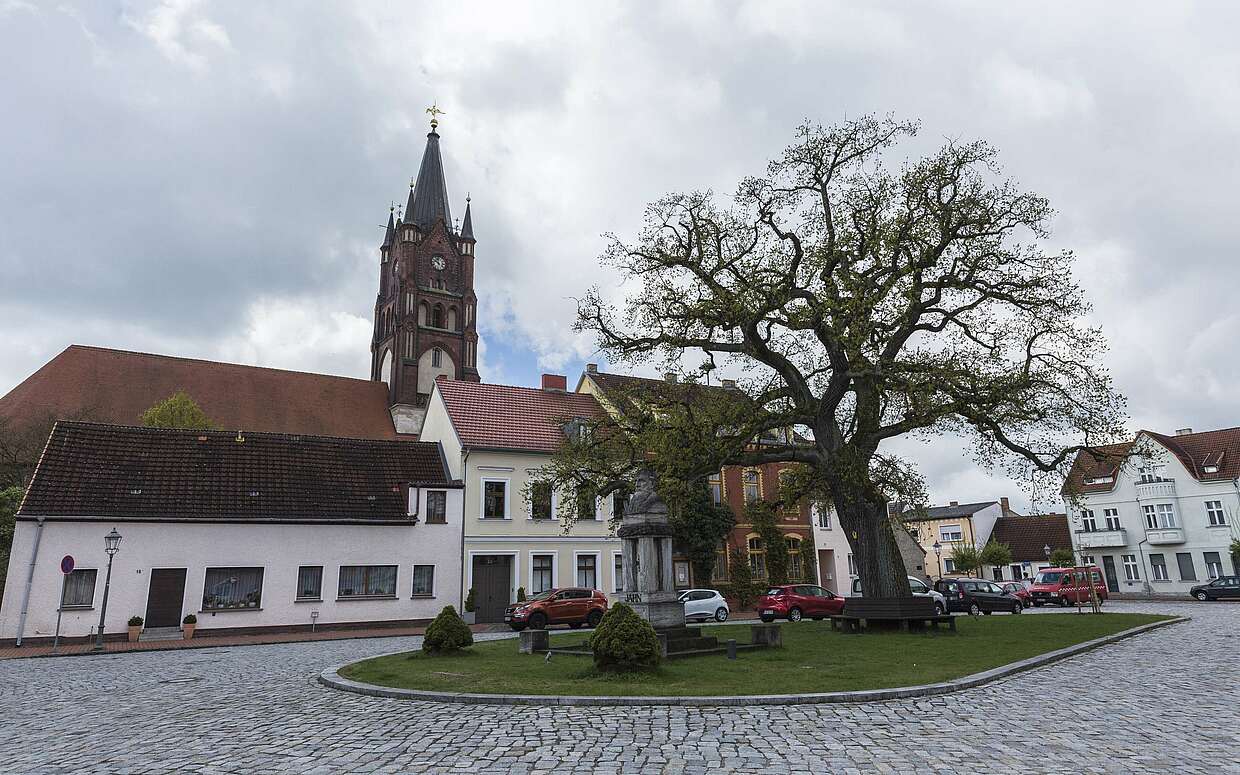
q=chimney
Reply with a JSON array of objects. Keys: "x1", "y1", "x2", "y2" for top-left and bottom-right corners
[
  {"x1": 664, "y1": 372, "x2": 678, "y2": 383},
  {"x1": 541, "y1": 374, "x2": 567, "y2": 392},
  {"x1": 585, "y1": 363, "x2": 598, "y2": 374},
  {"x1": 1000, "y1": 497, "x2": 1010, "y2": 514},
  {"x1": 721, "y1": 378, "x2": 736, "y2": 389},
  {"x1": 949, "y1": 501, "x2": 958, "y2": 507},
  {"x1": 1175, "y1": 427, "x2": 1193, "y2": 436}
]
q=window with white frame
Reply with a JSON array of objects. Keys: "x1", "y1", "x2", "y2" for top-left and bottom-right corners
[
  {"x1": 847, "y1": 552, "x2": 857, "y2": 576},
  {"x1": 296, "y1": 566, "x2": 323, "y2": 600},
  {"x1": 425, "y1": 491, "x2": 447, "y2": 524},
  {"x1": 943, "y1": 558, "x2": 956, "y2": 573},
  {"x1": 1122, "y1": 555, "x2": 1139, "y2": 581},
  {"x1": 612, "y1": 489, "x2": 627, "y2": 519},
  {"x1": 576, "y1": 487, "x2": 598, "y2": 520},
  {"x1": 816, "y1": 504, "x2": 831, "y2": 529},
  {"x1": 786, "y1": 536, "x2": 803, "y2": 580},
  {"x1": 749, "y1": 536, "x2": 767, "y2": 578},
  {"x1": 939, "y1": 524, "x2": 963, "y2": 542},
  {"x1": 532, "y1": 554, "x2": 554, "y2": 593},
  {"x1": 1137, "y1": 464, "x2": 1165, "y2": 483},
  {"x1": 1156, "y1": 503, "x2": 1176, "y2": 528},
  {"x1": 742, "y1": 470, "x2": 760, "y2": 503},
  {"x1": 1176, "y1": 552, "x2": 1197, "y2": 581},
  {"x1": 529, "y1": 481, "x2": 553, "y2": 520},
  {"x1": 713, "y1": 540, "x2": 729, "y2": 582},
  {"x1": 411, "y1": 565, "x2": 435, "y2": 596},
  {"x1": 482, "y1": 479, "x2": 508, "y2": 519},
  {"x1": 1080, "y1": 509, "x2": 1097, "y2": 532},
  {"x1": 1080, "y1": 555, "x2": 1096, "y2": 567},
  {"x1": 1204, "y1": 552, "x2": 1224, "y2": 580},
  {"x1": 1150, "y1": 553, "x2": 1169, "y2": 581},
  {"x1": 708, "y1": 474, "x2": 723, "y2": 506},
  {"x1": 1143, "y1": 504, "x2": 1158, "y2": 529},
  {"x1": 337, "y1": 565, "x2": 397, "y2": 598},
  {"x1": 203, "y1": 567, "x2": 265, "y2": 610},
  {"x1": 1104, "y1": 508, "x2": 1121, "y2": 531},
  {"x1": 60, "y1": 569, "x2": 97, "y2": 608},
  {"x1": 1205, "y1": 500, "x2": 1227, "y2": 526},
  {"x1": 576, "y1": 554, "x2": 598, "y2": 589},
  {"x1": 613, "y1": 554, "x2": 623, "y2": 592}
]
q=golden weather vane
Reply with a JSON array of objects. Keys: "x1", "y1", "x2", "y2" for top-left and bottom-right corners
[{"x1": 426, "y1": 103, "x2": 445, "y2": 129}]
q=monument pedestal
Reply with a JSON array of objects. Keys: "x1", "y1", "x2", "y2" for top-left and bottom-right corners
[{"x1": 616, "y1": 470, "x2": 685, "y2": 632}]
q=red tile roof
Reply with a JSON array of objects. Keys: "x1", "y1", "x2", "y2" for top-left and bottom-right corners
[
  {"x1": 0, "y1": 345, "x2": 398, "y2": 439},
  {"x1": 1065, "y1": 426, "x2": 1240, "y2": 495},
  {"x1": 435, "y1": 379, "x2": 606, "y2": 453},
  {"x1": 1064, "y1": 442, "x2": 1134, "y2": 495},
  {"x1": 989, "y1": 514, "x2": 1071, "y2": 561},
  {"x1": 19, "y1": 422, "x2": 452, "y2": 523}
]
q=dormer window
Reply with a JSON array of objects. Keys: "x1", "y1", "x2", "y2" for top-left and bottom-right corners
[
  {"x1": 562, "y1": 418, "x2": 593, "y2": 443},
  {"x1": 1204, "y1": 465, "x2": 1220, "y2": 474}
]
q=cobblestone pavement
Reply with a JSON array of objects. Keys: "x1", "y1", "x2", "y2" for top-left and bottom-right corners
[{"x1": 0, "y1": 601, "x2": 1233, "y2": 774}]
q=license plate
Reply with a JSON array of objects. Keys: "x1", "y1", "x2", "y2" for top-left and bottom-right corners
[
  {"x1": 762, "y1": 609, "x2": 774, "y2": 615},
  {"x1": 504, "y1": 615, "x2": 512, "y2": 621}
]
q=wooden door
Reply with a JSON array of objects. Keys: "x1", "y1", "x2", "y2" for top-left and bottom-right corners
[
  {"x1": 145, "y1": 568, "x2": 187, "y2": 628},
  {"x1": 472, "y1": 556, "x2": 512, "y2": 623}
]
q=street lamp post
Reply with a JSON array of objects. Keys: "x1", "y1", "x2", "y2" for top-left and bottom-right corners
[
  {"x1": 1043, "y1": 543, "x2": 1052, "y2": 561},
  {"x1": 933, "y1": 541, "x2": 943, "y2": 579},
  {"x1": 93, "y1": 529, "x2": 122, "y2": 652}
]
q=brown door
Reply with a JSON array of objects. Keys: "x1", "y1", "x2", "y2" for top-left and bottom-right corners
[
  {"x1": 145, "y1": 568, "x2": 187, "y2": 628},
  {"x1": 472, "y1": 556, "x2": 512, "y2": 623}
]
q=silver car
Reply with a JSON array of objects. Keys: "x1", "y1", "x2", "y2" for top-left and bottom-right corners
[
  {"x1": 678, "y1": 588, "x2": 730, "y2": 622},
  {"x1": 851, "y1": 575, "x2": 947, "y2": 615}
]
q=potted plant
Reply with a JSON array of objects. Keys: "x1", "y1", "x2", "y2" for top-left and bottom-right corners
[
  {"x1": 127, "y1": 616, "x2": 143, "y2": 642},
  {"x1": 182, "y1": 614, "x2": 197, "y2": 640},
  {"x1": 462, "y1": 587, "x2": 476, "y2": 625}
]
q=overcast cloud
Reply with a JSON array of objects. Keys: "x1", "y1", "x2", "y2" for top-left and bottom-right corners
[{"x1": 3, "y1": 1, "x2": 1240, "y2": 512}]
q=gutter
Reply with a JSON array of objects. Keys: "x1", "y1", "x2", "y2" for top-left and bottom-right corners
[{"x1": 14, "y1": 516, "x2": 45, "y2": 647}]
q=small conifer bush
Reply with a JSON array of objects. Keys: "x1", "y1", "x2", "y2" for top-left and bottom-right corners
[
  {"x1": 588, "y1": 603, "x2": 661, "y2": 672},
  {"x1": 422, "y1": 605, "x2": 474, "y2": 655}
]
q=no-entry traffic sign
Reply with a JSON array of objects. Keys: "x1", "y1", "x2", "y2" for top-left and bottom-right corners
[{"x1": 60, "y1": 555, "x2": 75, "y2": 575}]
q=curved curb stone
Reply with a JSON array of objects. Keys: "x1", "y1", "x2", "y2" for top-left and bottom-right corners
[{"x1": 318, "y1": 616, "x2": 1186, "y2": 707}]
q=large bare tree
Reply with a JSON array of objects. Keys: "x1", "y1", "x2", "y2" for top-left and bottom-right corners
[{"x1": 568, "y1": 116, "x2": 1126, "y2": 598}]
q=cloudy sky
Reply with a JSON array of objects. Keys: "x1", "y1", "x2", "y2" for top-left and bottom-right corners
[{"x1": 3, "y1": 1, "x2": 1239, "y2": 511}]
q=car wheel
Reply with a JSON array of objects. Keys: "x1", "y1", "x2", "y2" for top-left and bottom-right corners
[
  {"x1": 569, "y1": 622, "x2": 583, "y2": 629},
  {"x1": 935, "y1": 602, "x2": 945, "y2": 616},
  {"x1": 1011, "y1": 602, "x2": 1022, "y2": 614},
  {"x1": 714, "y1": 607, "x2": 729, "y2": 622},
  {"x1": 509, "y1": 624, "x2": 526, "y2": 632},
  {"x1": 587, "y1": 609, "x2": 604, "y2": 628},
  {"x1": 788, "y1": 607, "x2": 803, "y2": 622},
  {"x1": 1195, "y1": 591, "x2": 1209, "y2": 602},
  {"x1": 529, "y1": 612, "x2": 548, "y2": 630},
  {"x1": 1059, "y1": 597, "x2": 1071, "y2": 607},
  {"x1": 968, "y1": 602, "x2": 982, "y2": 616},
  {"x1": 760, "y1": 615, "x2": 775, "y2": 623}
]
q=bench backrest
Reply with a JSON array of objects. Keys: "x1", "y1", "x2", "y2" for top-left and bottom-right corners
[{"x1": 841, "y1": 596, "x2": 935, "y2": 618}]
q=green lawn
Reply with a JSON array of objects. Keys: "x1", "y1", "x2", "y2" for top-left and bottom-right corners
[{"x1": 340, "y1": 613, "x2": 1169, "y2": 697}]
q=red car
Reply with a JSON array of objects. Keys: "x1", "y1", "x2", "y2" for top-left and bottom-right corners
[
  {"x1": 505, "y1": 587, "x2": 608, "y2": 631},
  {"x1": 758, "y1": 584, "x2": 845, "y2": 623},
  {"x1": 997, "y1": 581, "x2": 1031, "y2": 606}
]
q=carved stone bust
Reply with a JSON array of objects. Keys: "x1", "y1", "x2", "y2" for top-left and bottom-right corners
[{"x1": 625, "y1": 467, "x2": 668, "y2": 517}]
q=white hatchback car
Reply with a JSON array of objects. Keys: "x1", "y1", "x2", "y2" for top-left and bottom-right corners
[
  {"x1": 851, "y1": 575, "x2": 948, "y2": 615},
  {"x1": 678, "y1": 588, "x2": 730, "y2": 622}
]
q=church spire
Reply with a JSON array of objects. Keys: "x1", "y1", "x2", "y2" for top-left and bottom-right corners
[
  {"x1": 460, "y1": 195, "x2": 474, "y2": 240},
  {"x1": 381, "y1": 205, "x2": 395, "y2": 248},
  {"x1": 408, "y1": 110, "x2": 452, "y2": 231}
]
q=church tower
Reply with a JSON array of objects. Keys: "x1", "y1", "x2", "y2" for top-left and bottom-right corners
[{"x1": 371, "y1": 109, "x2": 480, "y2": 434}]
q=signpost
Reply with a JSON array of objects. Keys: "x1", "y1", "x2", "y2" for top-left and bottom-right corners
[{"x1": 53, "y1": 555, "x2": 74, "y2": 653}]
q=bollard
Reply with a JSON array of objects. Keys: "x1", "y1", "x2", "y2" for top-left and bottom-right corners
[{"x1": 726, "y1": 638, "x2": 737, "y2": 660}]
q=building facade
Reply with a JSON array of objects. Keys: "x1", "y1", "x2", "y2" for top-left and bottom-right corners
[
  {"x1": 986, "y1": 513, "x2": 1071, "y2": 581},
  {"x1": 0, "y1": 423, "x2": 462, "y2": 645},
  {"x1": 420, "y1": 376, "x2": 623, "y2": 623},
  {"x1": 370, "y1": 118, "x2": 481, "y2": 435},
  {"x1": 1065, "y1": 427, "x2": 1240, "y2": 597},
  {"x1": 908, "y1": 500, "x2": 1009, "y2": 578}
]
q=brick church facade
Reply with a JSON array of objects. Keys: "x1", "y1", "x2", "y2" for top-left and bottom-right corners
[{"x1": 371, "y1": 115, "x2": 481, "y2": 434}]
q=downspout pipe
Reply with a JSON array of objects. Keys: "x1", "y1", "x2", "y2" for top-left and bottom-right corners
[{"x1": 15, "y1": 516, "x2": 46, "y2": 647}]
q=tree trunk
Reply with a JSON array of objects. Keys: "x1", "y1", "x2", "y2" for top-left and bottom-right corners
[{"x1": 836, "y1": 497, "x2": 912, "y2": 599}]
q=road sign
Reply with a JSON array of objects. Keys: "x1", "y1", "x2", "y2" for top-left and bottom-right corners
[{"x1": 60, "y1": 555, "x2": 75, "y2": 575}]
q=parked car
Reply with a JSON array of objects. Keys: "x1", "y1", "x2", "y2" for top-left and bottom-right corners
[
  {"x1": 758, "y1": 584, "x2": 845, "y2": 623},
  {"x1": 996, "y1": 581, "x2": 1031, "y2": 607},
  {"x1": 505, "y1": 587, "x2": 608, "y2": 631},
  {"x1": 1027, "y1": 566, "x2": 1108, "y2": 607},
  {"x1": 851, "y1": 575, "x2": 948, "y2": 615},
  {"x1": 1189, "y1": 575, "x2": 1240, "y2": 601},
  {"x1": 933, "y1": 578, "x2": 1023, "y2": 615},
  {"x1": 678, "y1": 588, "x2": 730, "y2": 622}
]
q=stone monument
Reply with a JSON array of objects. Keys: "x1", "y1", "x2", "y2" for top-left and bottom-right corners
[{"x1": 616, "y1": 468, "x2": 686, "y2": 629}]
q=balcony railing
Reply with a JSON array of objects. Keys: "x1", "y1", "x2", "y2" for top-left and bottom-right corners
[
  {"x1": 1135, "y1": 479, "x2": 1176, "y2": 499},
  {"x1": 1075, "y1": 528, "x2": 1128, "y2": 549},
  {"x1": 1145, "y1": 527, "x2": 1186, "y2": 545}
]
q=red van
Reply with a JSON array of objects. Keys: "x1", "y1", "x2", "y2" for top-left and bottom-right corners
[{"x1": 1028, "y1": 566, "x2": 1108, "y2": 607}]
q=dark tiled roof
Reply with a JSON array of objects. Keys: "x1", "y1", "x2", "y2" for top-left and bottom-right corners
[
  {"x1": 1065, "y1": 427, "x2": 1240, "y2": 495},
  {"x1": 19, "y1": 422, "x2": 451, "y2": 522},
  {"x1": 436, "y1": 380, "x2": 606, "y2": 453},
  {"x1": 907, "y1": 501, "x2": 999, "y2": 522},
  {"x1": 0, "y1": 345, "x2": 399, "y2": 440},
  {"x1": 1063, "y1": 442, "x2": 1133, "y2": 495},
  {"x1": 990, "y1": 514, "x2": 1071, "y2": 561},
  {"x1": 460, "y1": 199, "x2": 474, "y2": 240},
  {"x1": 408, "y1": 129, "x2": 452, "y2": 230}
]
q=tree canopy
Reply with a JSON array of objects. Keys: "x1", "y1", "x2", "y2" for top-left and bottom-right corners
[
  {"x1": 140, "y1": 391, "x2": 219, "y2": 430},
  {"x1": 547, "y1": 116, "x2": 1127, "y2": 597}
]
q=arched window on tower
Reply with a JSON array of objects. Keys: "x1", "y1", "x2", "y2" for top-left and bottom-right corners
[
  {"x1": 431, "y1": 347, "x2": 443, "y2": 368},
  {"x1": 432, "y1": 304, "x2": 444, "y2": 328},
  {"x1": 418, "y1": 302, "x2": 429, "y2": 326},
  {"x1": 447, "y1": 306, "x2": 458, "y2": 331}
]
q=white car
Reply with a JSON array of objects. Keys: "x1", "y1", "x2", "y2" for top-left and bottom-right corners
[
  {"x1": 851, "y1": 575, "x2": 948, "y2": 615},
  {"x1": 678, "y1": 588, "x2": 730, "y2": 622}
]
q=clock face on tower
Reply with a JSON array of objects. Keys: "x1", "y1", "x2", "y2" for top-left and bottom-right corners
[{"x1": 431, "y1": 255, "x2": 445, "y2": 270}]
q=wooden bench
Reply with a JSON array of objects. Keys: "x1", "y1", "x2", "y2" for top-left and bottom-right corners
[{"x1": 829, "y1": 596, "x2": 956, "y2": 634}]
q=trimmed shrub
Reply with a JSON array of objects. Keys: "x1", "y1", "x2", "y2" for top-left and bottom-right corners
[
  {"x1": 588, "y1": 603, "x2": 661, "y2": 672},
  {"x1": 1049, "y1": 548, "x2": 1076, "y2": 567},
  {"x1": 127, "y1": 616, "x2": 143, "y2": 627},
  {"x1": 182, "y1": 614, "x2": 197, "y2": 625},
  {"x1": 463, "y1": 587, "x2": 476, "y2": 613},
  {"x1": 422, "y1": 605, "x2": 474, "y2": 655}
]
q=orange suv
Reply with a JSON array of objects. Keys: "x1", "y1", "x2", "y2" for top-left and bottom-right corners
[{"x1": 505, "y1": 587, "x2": 609, "y2": 631}]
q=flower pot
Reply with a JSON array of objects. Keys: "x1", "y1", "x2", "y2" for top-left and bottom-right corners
[
  {"x1": 462, "y1": 611, "x2": 476, "y2": 625},
  {"x1": 128, "y1": 625, "x2": 141, "y2": 643},
  {"x1": 183, "y1": 623, "x2": 196, "y2": 640}
]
